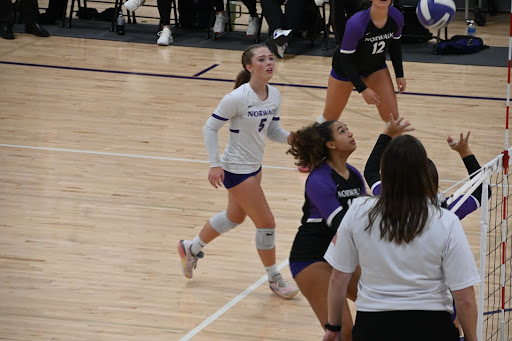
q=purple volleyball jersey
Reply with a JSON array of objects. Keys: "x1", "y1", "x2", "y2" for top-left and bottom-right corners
[
  {"x1": 289, "y1": 161, "x2": 366, "y2": 262},
  {"x1": 335, "y1": 6, "x2": 404, "y2": 77}
]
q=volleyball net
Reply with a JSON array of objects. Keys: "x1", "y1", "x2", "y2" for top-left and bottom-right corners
[{"x1": 445, "y1": 147, "x2": 512, "y2": 341}]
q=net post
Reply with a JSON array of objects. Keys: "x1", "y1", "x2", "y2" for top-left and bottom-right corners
[
  {"x1": 499, "y1": 150, "x2": 509, "y2": 341},
  {"x1": 478, "y1": 172, "x2": 490, "y2": 341}
]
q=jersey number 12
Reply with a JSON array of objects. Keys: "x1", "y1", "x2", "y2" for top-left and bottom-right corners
[{"x1": 372, "y1": 41, "x2": 386, "y2": 54}]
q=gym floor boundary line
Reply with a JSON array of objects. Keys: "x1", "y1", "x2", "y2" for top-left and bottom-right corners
[
  {"x1": 0, "y1": 143, "x2": 479, "y2": 185},
  {"x1": 0, "y1": 61, "x2": 505, "y2": 102},
  {"x1": 178, "y1": 259, "x2": 290, "y2": 341}
]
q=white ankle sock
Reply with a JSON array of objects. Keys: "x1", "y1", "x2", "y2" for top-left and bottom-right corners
[
  {"x1": 265, "y1": 264, "x2": 279, "y2": 281},
  {"x1": 190, "y1": 235, "x2": 206, "y2": 256}
]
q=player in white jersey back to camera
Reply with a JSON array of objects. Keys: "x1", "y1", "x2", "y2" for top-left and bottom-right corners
[
  {"x1": 322, "y1": 135, "x2": 479, "y2": 341},
  {"x1": 178, "y1": 45, "x2": 299, "y2": 299}
]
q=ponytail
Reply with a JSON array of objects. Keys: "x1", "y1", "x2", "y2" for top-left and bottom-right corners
[{"x1": 234, "y1": 69, "x2": 251, "y2": 89}]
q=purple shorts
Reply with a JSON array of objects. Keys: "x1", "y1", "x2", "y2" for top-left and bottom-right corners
[
  {"x1": 223, "y1": 167, "x2": 261, "y2": 189},
  {"x1": 289, "y1": 260, "x2": 325, "y2": 278},
  {"x1": 330, "y1": 63, "x2": 387, "y2": 82}
]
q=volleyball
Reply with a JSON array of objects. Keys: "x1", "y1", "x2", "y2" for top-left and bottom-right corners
[{"x1": 416, "y1": 0, "x2": 456, "y2": 30}]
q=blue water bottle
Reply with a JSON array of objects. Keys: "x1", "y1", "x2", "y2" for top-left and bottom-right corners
[{"x1": 466, "y1": 20, "x2": 476, "y2": 36}]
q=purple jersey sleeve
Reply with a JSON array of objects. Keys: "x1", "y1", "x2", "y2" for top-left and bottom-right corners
[
  {"x1": 372, "y1": 182, "x2": 382, "y2": 196},
  {"x1": 447, "y1": 195, "x2": 480, "y2": 220},
  {"x1": 305, "y1": 166, "x2": 344, "y2": 225},
  {"x1": 340, "y1": 10, "x2": 370, "y2": 53},
  {"x1": 388, "y1": 6, "x2": 404, "y2": 37}
]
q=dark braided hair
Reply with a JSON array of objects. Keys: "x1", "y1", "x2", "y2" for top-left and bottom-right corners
[{"x1": 286, "y1": 121, "x2": 337, "y2": 170}]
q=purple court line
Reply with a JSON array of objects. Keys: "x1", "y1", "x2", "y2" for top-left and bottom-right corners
[
  {"x1": 0, "y1": 60, "x2": 505, "y2": 102},
  {"x1": 483, "y1": 307, "x2": 512, "y2": 315},
  {"x1": 193, "y1": 64, "x2": 219, "y2": 77}
]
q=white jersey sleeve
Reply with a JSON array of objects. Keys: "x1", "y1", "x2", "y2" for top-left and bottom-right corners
[
  {"x1": 267, "y1": 119, "x2": 289, "y2": 143},
  {"x1": 442, "y1": 218, "x2": 481, "y2": 291},
  {"x1": 203, "y1": 122, "x2": 222, "y2": 168},
  {"x1": 324, "y1": 203, "x2": 360, "y2": 273},
  {"x1": 214, "y1": 90, "x2": 247, "y2": 120},
  {"x1": 203, "y1": 90, "x2": 246, "y2": 168}
]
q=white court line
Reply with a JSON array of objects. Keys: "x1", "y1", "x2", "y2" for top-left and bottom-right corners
[
  {"x1": 178, "y1": 259, "x2": 289, "y2": 341},
  {"x1": 0, "y1": 143, "x2": 464, "y2": 183},
  {"x1": 0, "y1": 144, "x2": 295, "y2": 171}
]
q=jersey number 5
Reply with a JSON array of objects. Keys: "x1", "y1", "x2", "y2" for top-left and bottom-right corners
[
  {"x1": 372, "y1": 41, "x2": 386, "y2": 54},
  {"x1": 258, "y1": 118, "x2": 267, "y2": 132}
]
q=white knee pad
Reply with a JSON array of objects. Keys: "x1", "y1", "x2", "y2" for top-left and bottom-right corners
[
  {"x1": 255, "y1": 228, "x2": 275, "y2": 250},
  {"x1": 210, "y1": 211, "x2": 238, "y2": 234}
]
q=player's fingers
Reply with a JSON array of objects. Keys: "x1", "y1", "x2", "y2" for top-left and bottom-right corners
[
  {"x1": 448, "y1": 136, "x2": 458, "y2": 148},
  {"x1": 402, "y1": 120, "x2": 412, "y2": 129},
  {"x1": 210, "y1": 180, "x2": 217, "y2": 189},
  {"x1": 464, "y1": 131, "x2": 471, "y2": 143}
]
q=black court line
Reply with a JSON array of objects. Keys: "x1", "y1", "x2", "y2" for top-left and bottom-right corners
[
  {"x1": 193, "y1": 64, "x2": 219, "y2": 77},
  {"x1": 0, "y1": 60, "x2": 506, "y2": 102}
]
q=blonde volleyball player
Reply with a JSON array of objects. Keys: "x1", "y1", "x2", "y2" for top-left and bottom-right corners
[{"x1": 178, "y1": 45, "x2": 299, "y2": 299}]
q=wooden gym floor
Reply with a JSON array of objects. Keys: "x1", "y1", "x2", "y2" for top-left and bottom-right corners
[{"x1": 0, "y1": 10, "x2": 509, "y2": 341}]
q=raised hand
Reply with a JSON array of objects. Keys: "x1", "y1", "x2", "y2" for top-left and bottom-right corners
[
  {"x1": 447, "y1": 131, "x2": 472, "y2": 158},
  {"x1": 383, "y1": 114, "x2": 415, "y2": 138}
]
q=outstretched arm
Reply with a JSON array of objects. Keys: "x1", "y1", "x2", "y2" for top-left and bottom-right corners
[
  {"x1": 446, "y1": 132, "x2": 491, "y2": 218},
  {"x1": 364, "y1": 115, "x2": 414, "y2": 194},
  {"x1": 447, "y1": 131, "x2": 473, "y2": 159}
]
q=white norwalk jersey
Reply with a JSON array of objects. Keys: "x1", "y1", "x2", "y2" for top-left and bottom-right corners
[{"x1": 203, "y1": 83, "x2": 289, "y2": 174}]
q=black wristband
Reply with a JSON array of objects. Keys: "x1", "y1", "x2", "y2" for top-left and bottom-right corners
[{"x1": 325, "y1": 323, "x2": 342, "y2": 332}]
